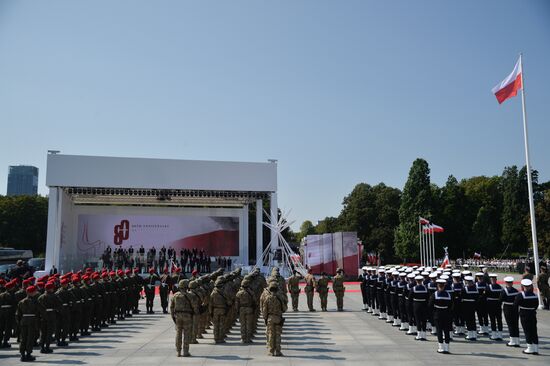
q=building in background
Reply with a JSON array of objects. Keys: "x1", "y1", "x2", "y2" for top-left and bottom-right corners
[{"x1": 7, "y1": 165, "x2": 39, "y2": 196}]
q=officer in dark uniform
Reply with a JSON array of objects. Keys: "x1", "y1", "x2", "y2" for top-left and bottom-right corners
[
  {"x1": 358, "y1": 267, "x2": 369, "y2": 311},
  {"x1": 159, "y1": 268, "x2": 172, "y2": 314},
  {"x1": 376, "y1": 269, "x2": 386, "y2": 319},
  {"x1": 486, "y1": 273, "x2": 503, "y2": 340},
  {"x1": 68, "y1": 276, "x2": 83, "y2": 340},
  {"x1": 475, "y1": 272, "x2": 489, "y2": 335},
  {"x1": 451, "y1": 273, "x2": 465, "y2": 335},
  {"x1": 412, "y1": 275, "x2": 428, "y2": 340},
  {"x1": 501, "y1": 276, "x2": 520, "y2": 347},
  {"x1": 429, "y1": 279, "x2": 452, "y2": 354},
  {"x1": 515, "y1": 278, "x2": 539, "y2": 355},
  {"x1": 462, "y1": 276, "x2": 479, "y2": 341},
  {"x1": 369, "y1": 268, "x2": 378, "y2": 315},
  {"x1": 37, "y1": 282, "x2": 61, "y2": 353},
  {"x1": 55, "y1": 278, "x2": 72, "y2": 346},
  {"x1": 406, "y1": 273, "x2": 417, "y2": 335},
  {"x1": 397, "y1": 272, "x2": 408, "y2": 330},
  {"x1": 145, "y1": 268, "x2": 159, "y2": 314}
]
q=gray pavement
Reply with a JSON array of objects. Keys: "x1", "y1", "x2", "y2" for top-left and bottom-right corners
[{"x1": 0, "y1": 289, "x2": 548, "y2": 365}]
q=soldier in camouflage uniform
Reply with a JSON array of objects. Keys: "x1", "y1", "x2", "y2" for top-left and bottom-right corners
[
  {"x1": 316, "y1": 272, "x2": 330, "y2": 311},
  {"x1": 68, "y1": 276, "x2": 83, "y2": 340},
  {"x1": 37, "y1": 282, "x2": 62, "y2": 353},
  {"x1": 170, "y1": 280, "x2": 199, "y2": 357},
  {"x1": 262, "y1": 281, "x2": 287, "y2": 356},
  {"x1": 304, "y1": 268, "x2": 316, "y2": 311},
  {"x1": 12, "y1": 278, "x2": 29, "y2": 342},
  {"x1": 80, "y1": 275, "x2": 93, "y2": 335},
  {"x1": 235, "y1": 278, "x2": 256, "y2": 343},
  {"x1": 210, "y1": 277, "x2": 229, "y2": 343},
  {"x1": 287, "y1": 270, "x2": 303, "y2": 311},
  {"x1": 333, "y1": 268, "x2": 346, "y2": 311},
  {"x1": 16, "y1": 285, "x2": 41, "y2": 362},
  {"x1": 188, "y1": 280, "x2": 202, "y2": 343}
]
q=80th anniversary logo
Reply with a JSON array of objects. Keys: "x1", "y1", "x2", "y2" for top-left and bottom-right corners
[{"x1": 113, "y1": 220, "x2": 129, "y2": 245}]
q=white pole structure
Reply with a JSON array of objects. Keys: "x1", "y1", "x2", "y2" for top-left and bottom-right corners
[
  {"x1": 256, "y1": 199, "x2": 263, "y2": 267},
  {"x1": 418, "y1": 219, "x2": 423, "y2": 266},
  {"x1": 431, "y1": 226, "x2": 436, "y2": 267},
  {"x1": 519, "y1": 54, "x2": 542, "y2": 307},
  {"x1": 426, "y1": 226, "x2": 431, "y2": 267},
  {"x1": 421, "y1": 225, "x2": 426, "y2": 266}
]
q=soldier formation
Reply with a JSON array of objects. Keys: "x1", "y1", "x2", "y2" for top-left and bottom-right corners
[{"x1": 358, "y1": 264, "x2": 541, "y2": 355}]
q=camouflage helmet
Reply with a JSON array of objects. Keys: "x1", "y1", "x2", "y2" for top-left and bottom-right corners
[
  {"x1": 189, "y1": 281, "x2": 198, "y2": 289},
  {"x1": 241, "y1": 278, "x2": 250, "y2": 287},
  {"x1": 215, "y1": 277, "x2": 225, "y2": 287},
  {"x1": 179, "y1": 279, "x2": 189, "y2": 290},
  {"x1": 268, "y1": 281, "x2": 279, "y2": 291}
]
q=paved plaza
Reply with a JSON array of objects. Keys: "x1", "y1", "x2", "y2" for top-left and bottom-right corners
[{"x1": 0, "y1": 286, "x2": 548, "y2": 365}]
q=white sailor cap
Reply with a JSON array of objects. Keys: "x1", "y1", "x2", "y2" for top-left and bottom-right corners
[
  {"x1": 503, "y1": 276, "x2": 514, "y2": 283},
  {"x1": 464, "y1": 276, "x2": 474, "y2": 282},
  {"x1": 475, "y1": 272, "x2": 484, "y2": 277},
  {"x1": 405, "y1": 268, "x2": 413, "y2": 273},
  {"x1": 445, "y1": 264, "x2": 452, "y2": 269},
  {"x1": 425, "y1": 267, "x2": 433, "y2": 271},
  {"x1": 418, "y1": 267, "x2": 424, "y2": 271},
  {"x1": 378, "y1": 269, "x2": 385, "y2": 273},
  {"x1": 440, "y1": 275, "x2": 449, "y2": 280},
  {"x1": 489, "y1": 273, "x2": 498, "y2": 278},
  {"x1": 412, "y1": 271, "x2": 420, "y2": 275},
  {"x1": 452, "y1": 273, "x2": 462, "y2": 278},
  {"x1": 421, "y1": 271, "x2": 429, "y2": 276},
  {"x1": 362, "y1": 266, "x2": 369, "y2": 271},
  {"x1": 452, "y1": 269, "x2": 461, "y2": 273},
  {"x1": 392, "y1": 271, "x2": 400, "y2": 276},
  {"x1": 436, "y1": 279, "x2": 446, "y2": 284},
  {"x1": 461, "y1": 270, "x2": 471, "y2": 275},
  {"x1": 462, "y1": 264, "x2": 469, "y2": 268},
  {"x1": 428, "y1": 273, "x2": 438, "y2": 279},
  {"x1": 412, "y1": 266, "x2": 419, "y2": 269},
  {"x1": 415, "y1": 275, "x2": 424, "y2": 281},
  {"x1": 399, "y1": 273, "x2": 407, "y2": 277},
  {"x1": 521, "y1": 279, "x2": 533, "y2": 286},
  {"x1": 407, "y1": 273, "x2": 416, "y2": 279},
  {"x1": 479, "y1": 265, "x2": 486, "y2": 268}
]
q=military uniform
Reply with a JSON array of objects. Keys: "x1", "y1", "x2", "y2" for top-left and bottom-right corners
[
  {"x1": 429, "y1": 281, "x2": 452, "y2": 353},
  {"x1": 189, "y1": 281, "x2": 203, "y2": 343},
  {"x1": 210, "y1": 278, "x2": 229, "y2": 343},
  {"x1": 16, "y1": 287, "x2": 41, "y2": 362},
  {"x1": 515, "y1": 280, "x2": 539, "y2": 355},
  {"x1": 159, "y1": 271, "x2": 172, "y2": 314},
  {"x1": 333, "y1": 269, "x2": 345, "y2": 311},
  {"x1": 236, "y1": 279, "x2": 256, "y2": 343},
  {"x1": 304, "y1": 272, "x2": 316, "y2": 311},
  {"x1": 145, "y1": 270, "x2": 159, "y2": 314},
  {"x1": 286, "y1": 272, "x2": 302, "y2": 311},
  {"x1": 170, "y1": 280, "x2": 199, "y2": 357},
  {"x1": 262, "y1": 283, "x2": 287, "y2": 356},
  {"x1": 54, "y1": 280, "x2": 72, "y2": 346},
  {"x1": 537, "y1": 269, "x2": 549, "y2": 310},
  {"x1": 37, "y1": 284, "x2": 62, "y2": 353},
  {"x1": 316, "y1": 274, "x2": 329, "y2": 311},
  {"x1": 0, "y1": 281, "x2": 16, "y2": 348}
]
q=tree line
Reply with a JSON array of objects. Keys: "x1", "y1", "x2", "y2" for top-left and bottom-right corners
[{"x1": 298, "y1": 158, "x2": 550, "y2": 262}]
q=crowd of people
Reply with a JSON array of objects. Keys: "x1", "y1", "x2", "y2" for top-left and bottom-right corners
[
  {"x1": 100, "y1": 246, "x2": 215, "y2": 273},
  {"x1": 452, "y1": 258, "x2": 550, "y2": 274},
  {"x1": 357, "y1": 263, "x2": 548, "y2": 355}
]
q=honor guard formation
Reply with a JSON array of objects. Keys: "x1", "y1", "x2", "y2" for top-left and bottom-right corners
[
  {"x1": 358, "y1": 264, "x2": 542, "y2": 355},
  {"x1": 0, "y1": 262, "x2": 545, "y2": 362}
]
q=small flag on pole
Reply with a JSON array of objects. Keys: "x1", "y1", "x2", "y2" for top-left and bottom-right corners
[
  {"x1": 492, "y1": 57, "x2": 522, "y2": 104},
  {"x1": 419, "y1": 217, "x2": 430, "y2": 225}
]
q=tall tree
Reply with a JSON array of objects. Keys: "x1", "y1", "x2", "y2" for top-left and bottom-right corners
[
  {"x1": 298, "y1": 220, "x2": 316, "y2": 241},
  {"x1": 535, "y1": 189, "x2": 550, "y2": 258},
  {"x1": 394, "y1": 159, "x2": 432, "y2": 260},
  {"x1": 501, "y1": 166, "x2": 529, "y2": 254},
  {"x1": 437, "y1": 176, "x2": 469, "y2": 259},
  {"x1": 315, "y1": 216, "x2": 340, "y2": 234}
]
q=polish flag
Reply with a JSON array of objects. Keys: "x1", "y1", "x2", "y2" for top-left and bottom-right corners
[
  {"x1": 492, "y1": 58, "x2": 522, "y2": 104},
  {"x1": 440, "y1": 255, "x2": 450, "y2": 269},
  {"x1": 419, "y1": 217, "x2": 430, "y2": 225},
  {"x1": 431, "y1": 224, "x2": 444, "y2": 233}
]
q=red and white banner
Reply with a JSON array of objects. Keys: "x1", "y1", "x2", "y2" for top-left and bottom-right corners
[
  {"x1": 305, "y1": 232, "x2": 358, "y2": 275},
  {"x1": 492, "y1": 57, "x2": 522, "y2": 104},
  {"x1": 423, "y1": 224, "x2": 444, "y2": 234},
  {"x1": 77, "y1": 214, "x2": 239, "y2": 258}
]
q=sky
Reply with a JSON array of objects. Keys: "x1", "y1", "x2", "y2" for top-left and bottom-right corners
[{"x1": 1, "y1": 0, "x2": 549, "y2": 230}]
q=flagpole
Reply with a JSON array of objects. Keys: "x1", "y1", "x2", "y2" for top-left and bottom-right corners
[
  {"x1": 519, "y1": 54, "x2": 542, "y2": 308},
  {"x1": 422, "y1": 227, "x2": 426, "y2": 266},
  {"x1": 431, "y1": 228, "x2": 435, "y2": 267},
  {"x1": 426, "y1": 226, "x2": 431, "y2": 267},
  {"x1": 418, "y1": 219, "x2": 422, "y2": 266}
]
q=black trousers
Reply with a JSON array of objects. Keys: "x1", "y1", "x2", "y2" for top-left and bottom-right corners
[
  {"x1": 462, "y1": 302, "x2": 477, "y2": 331},
  {"x1": 519, "y1": 311, "x2": 538, "y2": 344},
  {"x1": 487, "y1": 301, "x2": 503, "y2": 331},
  {"x1": 407, "y1": 301, "x2": 416, "y2": 326},
  {"x1": 370, "y1": 288, "x2": 377, "y2": 310},
  {"x1": 434, "y1": 310, "x2": 451, "y2": 343},
  {"x1": 413, "y1": 302, "x2": 427, "y2": 331},
  {"x1": 476, "y1": 299, "x2": 489, "y2": 327},
  {"x1": 391, "y1": 295, "x2": 399, "y2": 319},
  {"x1": 503, "y1": 305, "x2": 519, "y2": 337},
  {"x1": 377, "y1": 290, "x2": 386, "y2": 313},
  {"x1": 453, "y1": 300, "x2": 464, "y2": 327},
  {"x1": 361, "y1": 285, "x2": 368, "y2": 305},
  {"x1": 398, "y1": 296, "x2": 408, "y2": 322},
  {"x1": 385, "y1": 293, "x2": 393, "y2": 316}
]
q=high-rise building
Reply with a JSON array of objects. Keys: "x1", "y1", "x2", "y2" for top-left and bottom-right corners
[{"x1": 7, "y1": 165, "x2": 39, "y2": 196}]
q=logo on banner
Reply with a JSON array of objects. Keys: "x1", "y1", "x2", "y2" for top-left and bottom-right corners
[{"x1": 114, "y1": 220, "x2": 130, "y2": 245}]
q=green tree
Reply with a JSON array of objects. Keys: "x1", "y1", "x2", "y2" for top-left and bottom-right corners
[
  {"x1": 501, "y1": 166, "x2": 529, "y2": 254},
  {"x1": 0, "y1": 195, "x2": 49, "y2": 255},
  {"x1": 535, "y1": 189, "x2": 550, "y2": 258},
  {"x1": 394, "y1": 159, "x2": 432, "y2": 260},
  {"x1": 298, "y1": 220, "x2": 316, "y2": 241},
  {"x1": 315, "y1": 216, "x2": 340, "y2": 234},
  {"x1": 437, "y1": 176, "x2": 469, "y2": 259}
]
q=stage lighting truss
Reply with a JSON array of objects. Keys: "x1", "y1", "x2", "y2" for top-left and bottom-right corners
[{"x1": 64, "y1": 187, "x2": 269, "y2": 207}]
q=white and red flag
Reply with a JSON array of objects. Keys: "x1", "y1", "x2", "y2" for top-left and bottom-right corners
[
  {"x1": 492, "y1": 57, "x2": 522, "y2": 104},
  {"x1": 419, "y1": 217, "x2": 430, "y2": 225},
  {"x1": 423, "y1": 224, "x2": 444, "y2": 234}
]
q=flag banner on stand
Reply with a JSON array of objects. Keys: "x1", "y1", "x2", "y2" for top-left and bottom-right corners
[{"x1": 473, "y1": 252, "x2": 481, "y2": 259}]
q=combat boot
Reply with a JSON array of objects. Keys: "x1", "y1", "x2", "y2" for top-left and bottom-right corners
[
  {"x1": 443, "y1": 342, "x2": 450, "y2": 354},
  {"x1": 437, "y1": 343, "x2": 444, "y2": 353},
  {"x1": 507, "y1": 336, "x2": 520, "y2": 347},
  {"x1": 523, "y1": 344, "x2": 535, "y2": 354},
  {"x1": 399, "y1": 321, "x2": 408, "y2": 331}
]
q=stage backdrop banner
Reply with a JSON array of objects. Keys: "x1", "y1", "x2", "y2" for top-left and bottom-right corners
[
  {"x1": 304, "y1": 232, "x2": 358, "y2": 275},
  {"x1": 77, "y1": 214, "x2": 239, "y2": 260}
]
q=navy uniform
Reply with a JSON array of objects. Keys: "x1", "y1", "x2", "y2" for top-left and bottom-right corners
[
  {"x1": 426, "y1": 275, "x2": 437, "y2": 334},
  {"x1": 358, "y1": 268, "x2": 369, "y2": 311},
  {"x1": 475, "y1": 274, "x2": 489, "y2": 335},
  {"x1": 514, "y1": 279, "x2": 539, "y2": 355},
  {"x1": 500, "y1": 276, "x2": 520, "y2": 347},
  {"x1": 451, "y1": 274, "x2": 465, "y2": 335},
  {"x1": 486, "y1": 274, "x2": 503, "y2": 340},
  {"x1": 405, "y1": 274, "x2": 417, "y2": 335},
  {"x1": 462, "y1": 276, "x2": 479, "y2": 341},
  {"x1": 376, "y1": 270, "x2": 386, "y2": 319},
  {"x1": 368, "y1": 271, "x2": 378, "y2": 315},
  {"x1": 412, "y1": 276, "x2": 428, "y2": 340},
  {"x1": 385, "y1": 273, "x2": 394, "y2": 323},
  {"x1": 397, "y1": 273, "x2": 408, "y2": 330},
  {"x1": 429, "y1": 279, "x2": 452, "y2": 354}
]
